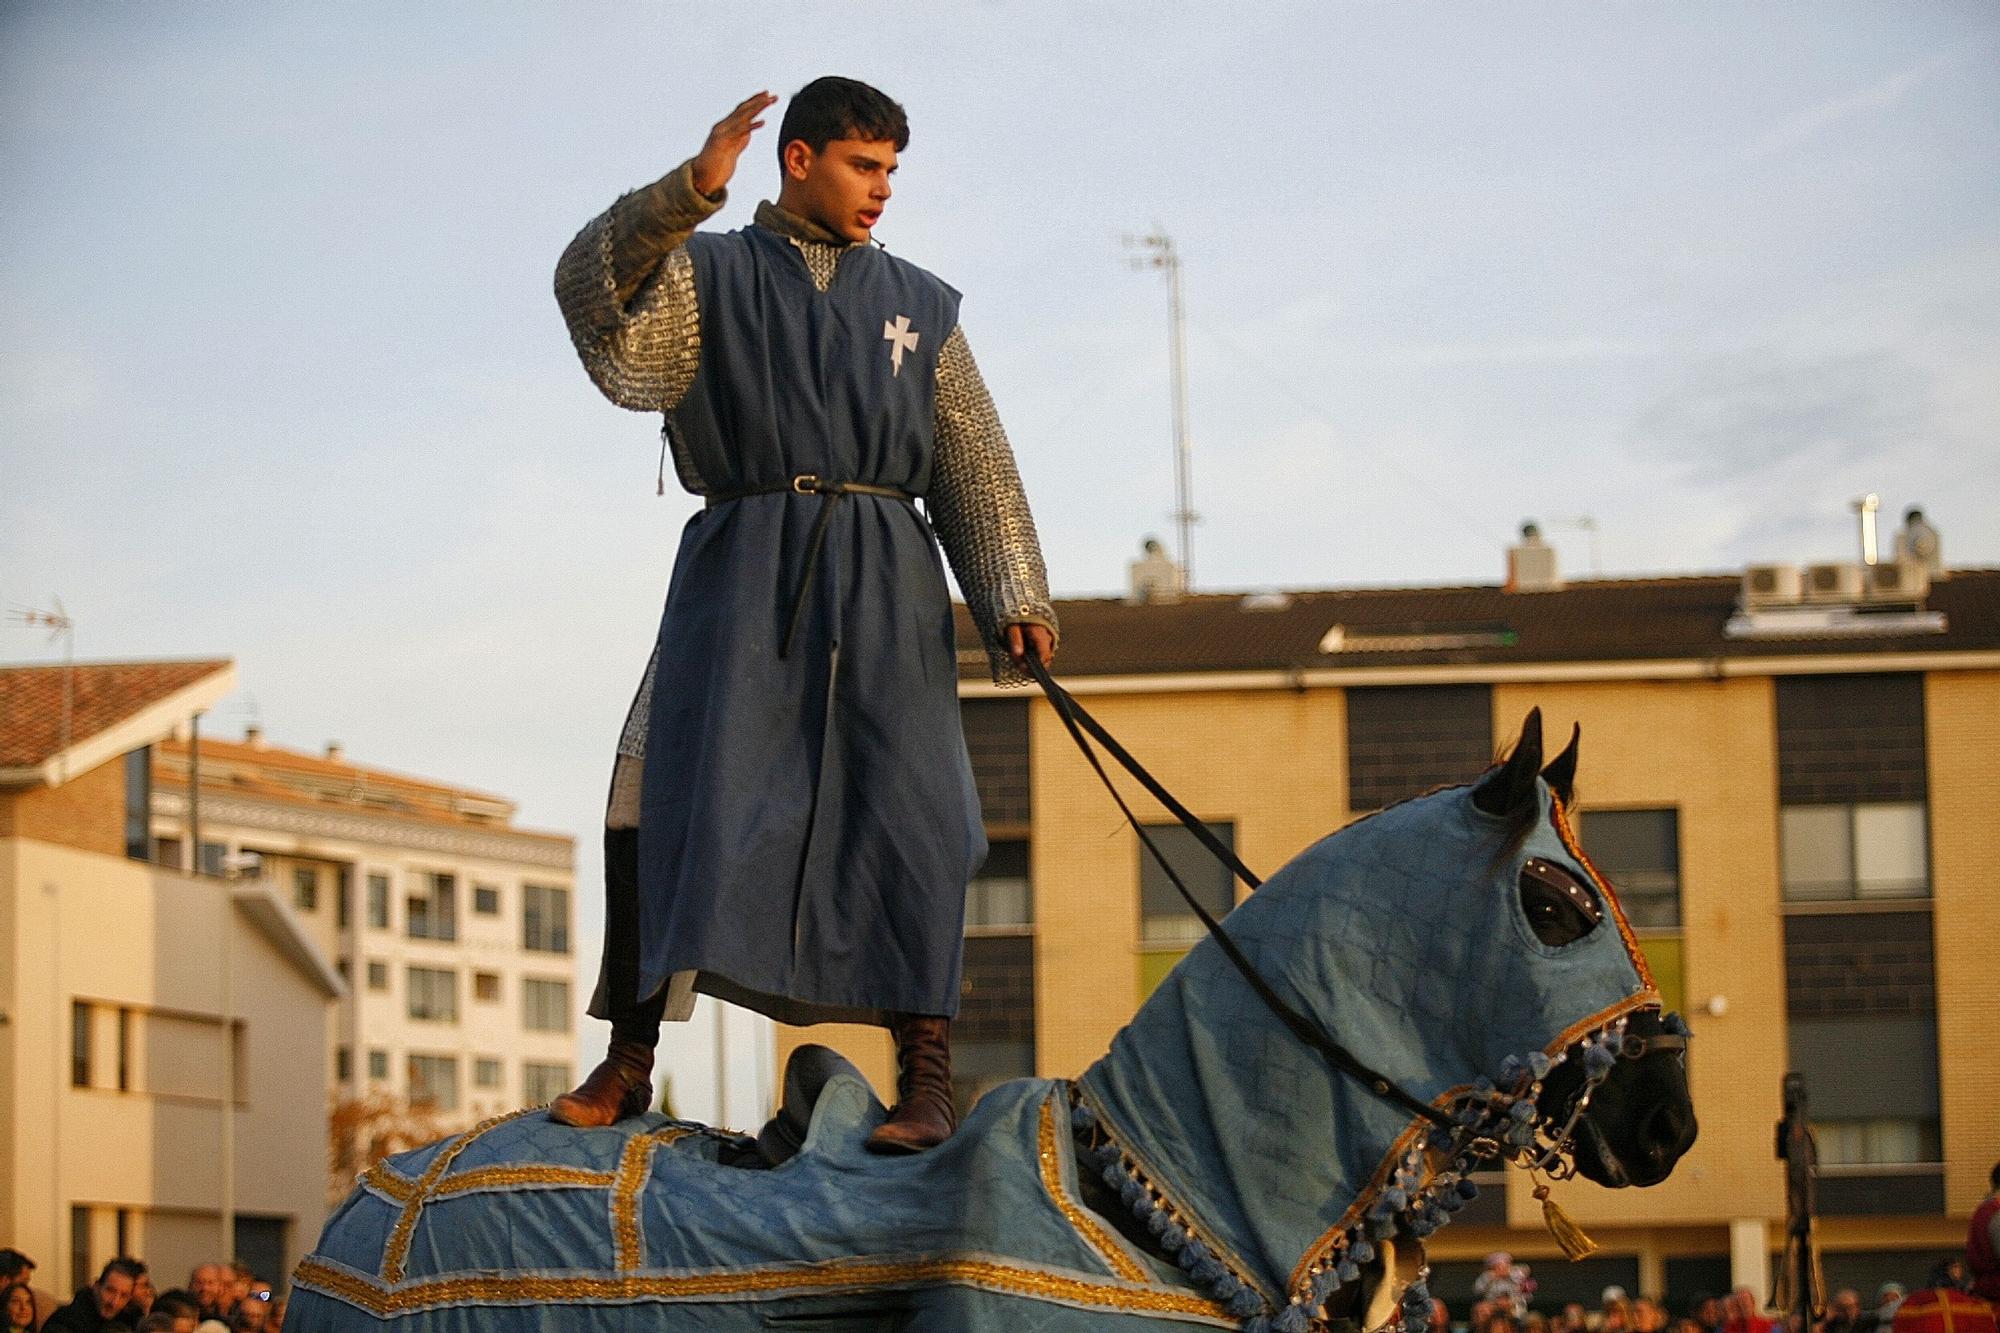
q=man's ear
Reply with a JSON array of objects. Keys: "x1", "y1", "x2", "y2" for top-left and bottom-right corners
[{"x1": 782, "y1": 139, "x2": 813, "y2": 181}]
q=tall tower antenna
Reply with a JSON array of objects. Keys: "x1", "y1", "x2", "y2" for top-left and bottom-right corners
[{"x1": 1124, "y1": 232, "x2": 1199, "y2": 586}]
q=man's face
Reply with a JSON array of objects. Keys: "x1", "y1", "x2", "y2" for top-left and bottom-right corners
[
  {"x1": 786, "y1": 137, "x2": 897, "y2": 244},
  {"x1": 95, "y1": 1271, "x2": 134, "y2": 1317},
  {"x1": 191, "y1": 1265, "x2": 224, "y2": 1311},
  {"x1": 1835, "y1": 1293, "x2": 1860, "y2": 1319}
]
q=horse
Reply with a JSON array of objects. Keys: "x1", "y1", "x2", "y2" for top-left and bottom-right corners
[{"x1": 287, "y1": 710, "x2": 1696, "y2": 1332}]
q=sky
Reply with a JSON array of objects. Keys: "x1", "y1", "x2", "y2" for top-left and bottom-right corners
[{"x1": 4, "y1": 2, "x2": 1997, "y2": 1119}]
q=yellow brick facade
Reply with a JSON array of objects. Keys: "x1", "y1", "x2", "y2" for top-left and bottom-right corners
[{"x1": 1925, "y1": 669, "x2": 2000, "y2": 1214}]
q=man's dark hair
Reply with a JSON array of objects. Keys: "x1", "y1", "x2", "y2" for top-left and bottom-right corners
[
  {"x1": 0, "y1": 1249, "x2": 30, "y2": 1280},
  {"x1": 776, "y1": 77, "x2": 908, "y2": 164},
  {"x1": 154, "y1": 1289, "x2": 200, "y2": 1316},
  {"x1": 100, "y1": 1256, "x2": 145, "y2": 1283}
]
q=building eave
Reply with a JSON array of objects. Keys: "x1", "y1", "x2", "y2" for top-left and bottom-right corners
[
  {"x1": 0, "y1": 661, "x2": 239, "y2": 788},
  {"x1": 232, "y1": 881, "x2": 347, "y2": 1000}
]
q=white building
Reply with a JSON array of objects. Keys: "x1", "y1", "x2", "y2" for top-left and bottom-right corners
[
  {"x1": 1, "y1": 658, "x2": 339, "y2": 1295},
  {"x1": 150, "y1": 727, "x2": 579, "y2": 1139}
]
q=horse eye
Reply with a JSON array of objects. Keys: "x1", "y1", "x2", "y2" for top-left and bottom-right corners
[{"x1": 1519, "y1": 857, "x2": 1601, "y2": 946}]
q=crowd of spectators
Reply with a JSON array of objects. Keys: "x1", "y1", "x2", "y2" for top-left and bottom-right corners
[
  {"x1": 0, "y1": 1250, "x2": 282, "y2": 1333},
  {"x1": 1437, "y1": 1252, "x2": 1992, "y2": 1333}
]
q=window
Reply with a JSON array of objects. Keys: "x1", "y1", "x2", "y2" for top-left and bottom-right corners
[
  {"x1": 293, "y1": 866, "x2": 319, "y2": 912},
  {"x1": 473, "y1": 971, "x2": 501, "y2": 1002},
  {"x1": 154, "y1": 835, "x2": 184, "y2": 870},
  {"x1": 1782, "y1": 803, "x2": 1929, "y2": 901},
  {"x1": 967, "y1": 841, "x2": 1031, "y2": 929},
  {"x1": 335, "y1": 1046, "x2": 352, "y2": 1081},
  {"x1": 117, "y1": 1008, "x2": 131, "y2": 1091},
  {"x1": 522, "y1": 884, "x2": 570, "y2": 954},
  {"x1": 124, "y1": 747, "x2": 152, "y2": 862},
  {"x1": 407, "y1": 872, "x2": 457, "y2": 941},
  {"x1": 522, "y1": 1062, "x2": 572, "y2": 1107},
  {"x1": 1578, "y1": 809, "x2": 1680, "y2": 928},
  {"x1": 473, "y1": 1057, "x2": 503, "y2": 1089},
  {"x1": 72, "y1": 1001, "x2": 92, "y2": 1087},
  {"x1": 523, "y1": 978, "x2": 571, "y2": 1033},
  {"x1": 367, "y1": 1049, "x2": 388, "y2": 1081},
  {"x1": 336, "y1": 958, "x2": 351, "y2": 985},
  {"x1": 366, "y1": 960, "x2": 388, "y2": 991},
  {"x1": 473, "y1": 884, "x2": 500, "y2": 915},
  {"x1": 335, "y1": 866, "x2": 351, "y2": 928},
  {"x1": 1139, "y1": 822, "x2": 1237, "y2": 949},
  {"x1": 1815, "y1": 1118, "x2": 1941, "y2": 1167},
  {"x1": 198, "y1": 841, "x2": 227, "y2": 877},
  {"x1": 407, "y1": 967, "x2": 457, "y2": 1022},
  {"x1": 407, "y1": 1054, "x2": 459, "y2": 1111},
  {"x1": 366, "y1": 873, "x2": 390, "y2": 930}
]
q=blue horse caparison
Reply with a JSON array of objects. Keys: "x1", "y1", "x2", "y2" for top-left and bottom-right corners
[{"x1": 288, "y1": 741, "x2": 1681, "y2": 1333}]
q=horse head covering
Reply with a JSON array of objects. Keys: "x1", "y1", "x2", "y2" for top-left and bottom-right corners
[{"x1": 1077, "y1": 728, "x2": 1670, "y2": 1332}]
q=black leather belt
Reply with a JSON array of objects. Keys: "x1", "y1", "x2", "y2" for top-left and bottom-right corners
[{"x1": 704, "y1": 474, "x2": 919, "y2": 658}]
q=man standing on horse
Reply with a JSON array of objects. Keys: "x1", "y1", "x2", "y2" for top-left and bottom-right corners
[{"x1": 550, "y1": 77, "x2": 1057, "y2": 1152}]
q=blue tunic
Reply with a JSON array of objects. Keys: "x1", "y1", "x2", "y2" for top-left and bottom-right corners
[{"x1": 637, "y1": 225, "x2": 985, "y2": 1024}]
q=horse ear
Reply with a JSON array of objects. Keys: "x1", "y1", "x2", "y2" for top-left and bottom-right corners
[
  {"x1": 1473, "y1": 707, "x2": 1544, "y2": 817},
  {"x1": 1541, "y1": 723, "x2": 1581, "y2": 805}
]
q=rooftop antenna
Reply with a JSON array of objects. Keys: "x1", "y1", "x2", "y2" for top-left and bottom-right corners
[
  {"x1": 8, "y1": 599, "x2": 75, "y2": 783},
  {"x1": 1123, "y1": 231, "x2": 1199, "y2": 586},
  {"x1": 1543, "y1": 516, "x2": 1603, "y2": 574}
]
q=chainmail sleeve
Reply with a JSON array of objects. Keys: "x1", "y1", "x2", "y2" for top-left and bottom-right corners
[
  {"x1": 552, "y1": 159, "x2": 719, "y2": 417},
  {"x1": 929, "y1": 325, "x2": 1058, "y2": 687}
]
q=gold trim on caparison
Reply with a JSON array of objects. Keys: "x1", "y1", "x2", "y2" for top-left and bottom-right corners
[
  {"x1": 1036, "y1": 1096, "x2": 1151, "y2": 1283},
  {"x1": 611, "y1": 1128, "x2": 692, "y2": 1271},
  {"x1": 381, "y1": 1108, "x2": 540, "y2": 1283},
  {"x1": 293, "y1": 1254, "x2": 1236, "y2": 1323}
]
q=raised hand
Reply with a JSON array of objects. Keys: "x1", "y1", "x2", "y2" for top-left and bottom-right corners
[{"x1": 691, "y1": 91, "x2": 777, "y2": 197}]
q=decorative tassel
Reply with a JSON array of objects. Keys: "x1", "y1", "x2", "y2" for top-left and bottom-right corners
[
  {"x1": 1532, "y1": 1177, "x2": 1598, "y2": 1261},
  {"x1": 656, "y1": 426, "x2": 668, "y2": 496}
]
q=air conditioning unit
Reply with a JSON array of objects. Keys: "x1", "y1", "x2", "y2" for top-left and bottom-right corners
[
  {"x1": 1741, "y1": 564, "x2": 1802, "y2": 608},
  {"x1": 1864, "y1": 558, "x2": 1930, "y2": 603},
  {"x1": 1800, "y1": 562, "x2": 1864, "y2": 604}
]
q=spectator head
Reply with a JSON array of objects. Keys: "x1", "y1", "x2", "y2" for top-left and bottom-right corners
[
  {"x1": 227, "y1": 1262, "x2": 254, "y2": 1304},
  {"x1": 1603, "y1": 1287, "x2": 1630, "y2": 1309},
  {"x1": 1695, "y1": 1296, "x2": 1722, "y2": 1326},
  {"x1": 94, "y1": 1258, "x2": 144, "y2": 1318},
  {"x1": 4, "y1": 1281, "x2": 37, "y2": 1331},
  {"x1": 137, "y1": 1315, "x2": 187, "y2": 1333},
  {"x1": 1873, "y1": 1285, "x2": 1905, "y2": 1318},
  {"x1": 1565, "y1": 1303, "x2": 1590, "y2": 1326},
  {"x1": 1726, "y1": 1288, "x2": 1760, "y2": 1320},
  {"x1": 1491, "y1": 1315, "x2": 1522, "y2": 1333},
  {"x1": 1472, "y1": 1298, "x2": 1496, "y2": 1330},
  {"x1": 230, "y1": 1300, "x2": 268, "y2": 1333},
  {"x1": 1670, "y1": 1320, "x2": 1701, "y2": 1333},
  {"x1": 188, "y1": 1264, "x2": 227, "y2": 1315},
  {"x1": 153, "y1": 1290, "x2": 199, "y2": 1318},
  {"x1": 1833, "y1": 1290, "x2": 1861, "y2": 1319},
  {"x1": 0, "y1": 1253, "x2": 31, "y2": 1285},
  {"x1": 1488, "y1": 1252, "x2": 1514, "y2": 1272},
  {"x1": 132, "y1": 1270, "x2": 157, "y2": 1313}
]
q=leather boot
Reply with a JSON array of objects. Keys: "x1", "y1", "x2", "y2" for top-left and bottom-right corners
[
  {"x1": 549, "y1": 1034, "x2": 655, "y2": 1127},
  {"x1": 866, "y1": 1014, "x2": 958, "y2": 1154}
]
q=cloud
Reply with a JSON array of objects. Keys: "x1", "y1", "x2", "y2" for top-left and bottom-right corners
[
  {"x1": 1740, "y1": 39, "x2": 1983, "y2": 163},
  {"x1": 1630, "y1": 346, "x2": 1932, "y2": 486}
]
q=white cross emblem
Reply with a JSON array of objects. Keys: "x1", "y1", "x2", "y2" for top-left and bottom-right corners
[{"x1": 883, "y1": 314, "x2": 919, "y2": 376}]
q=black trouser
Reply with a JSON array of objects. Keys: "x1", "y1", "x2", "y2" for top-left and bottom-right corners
[{"x1": 602, "y1": 826, "x2": 667, "y2": 1046}]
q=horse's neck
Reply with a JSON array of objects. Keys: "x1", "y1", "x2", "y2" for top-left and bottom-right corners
[{"x1": 1078, "y1": 943, "x2": 1413, "y2": 1301}]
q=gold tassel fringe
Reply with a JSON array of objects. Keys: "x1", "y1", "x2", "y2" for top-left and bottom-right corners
[{"x1": 1532, "y1": 1177, "x2": 1599, "y2": 1261}]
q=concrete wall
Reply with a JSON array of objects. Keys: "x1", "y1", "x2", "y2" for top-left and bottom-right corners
[{"x1": 1, "y1": 834, "x2": 333, "y2": 1293}]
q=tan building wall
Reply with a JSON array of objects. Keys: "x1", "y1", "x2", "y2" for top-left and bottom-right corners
[
  {"x1": 1926, "y1": 668, "x2": 2000, "y2": 1215},
  {"x1": 0, "y1": 833, "x2": 336, "y2": 1294}
]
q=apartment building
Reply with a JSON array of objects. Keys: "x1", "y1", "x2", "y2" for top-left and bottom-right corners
[
  {"x1": 780, "y1": 543, "x2": 1998, "y2": 1312},
  {"x1": 149, "y1": 728, "x2": 579, "y2": 1137},
  {"x1": 0, "y1": 658, "x2": 338, "y2": 1295}
]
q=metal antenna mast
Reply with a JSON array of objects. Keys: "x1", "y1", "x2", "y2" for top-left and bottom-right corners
[
  {"x1": 1125, "y1": 232, "x2": 1199, "y2": 585},
  {"x1": 9, "y1": 600, "x2": 75, "y2": 782}
]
